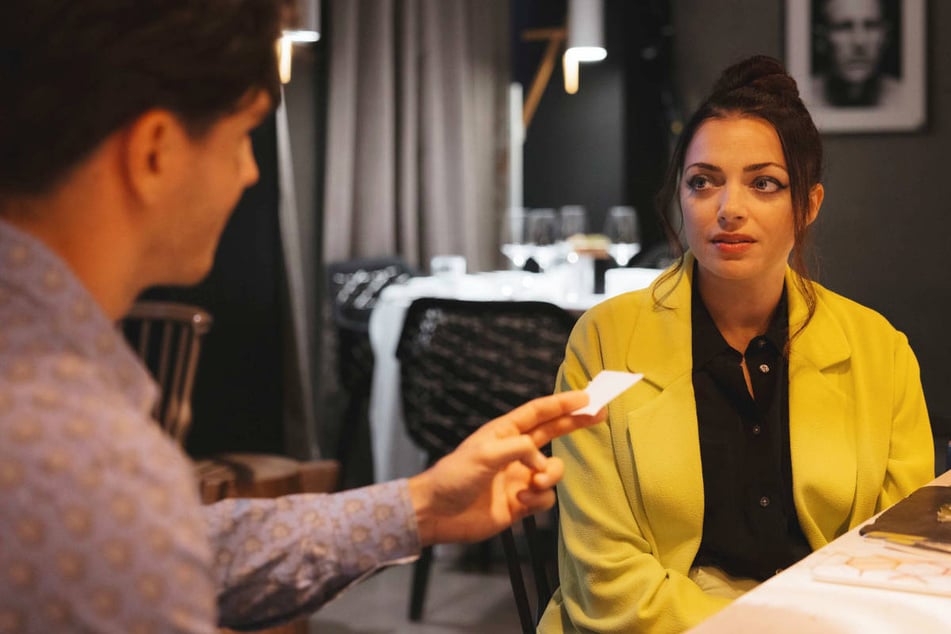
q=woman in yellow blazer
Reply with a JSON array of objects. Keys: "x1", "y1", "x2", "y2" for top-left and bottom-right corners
[{"x1": 539, "y1": 56, "x2": 934, "y2": 634}]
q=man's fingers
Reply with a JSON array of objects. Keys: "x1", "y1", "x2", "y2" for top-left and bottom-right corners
[
  {"x1": 515, "y1": 487, "x2": 557, "y2": 513},
  {"x1": 513, "y1": 459, "x2": 563, "y2": 516},
  {"x1": 471, "y1": 434, "x2": 548, "y2": 472},
  {"x1": 484, "y1": 391, "x2": 604, "y2": 448},
  {"x1": 529, "y1": 456, "x2": 564, "y2": 490},
  {"x1": 526, "y1": 407, "x2": 606, "y2": 448},
  {"x1": 498, "y1": 391, "x2": 591, "y2": 435}
]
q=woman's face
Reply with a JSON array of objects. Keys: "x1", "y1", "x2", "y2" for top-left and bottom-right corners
[{"x1": 680, "y1": 116, "x2": 802, "y2": 290}]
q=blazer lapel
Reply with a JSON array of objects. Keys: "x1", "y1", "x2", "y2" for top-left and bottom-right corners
[
  {"x1": 625, "y1": 260, "x2": 692, "y2": 390},
  {"x1": 787, "y1": 273, "x2": 855, "y2": 546},
  {"x1": 621, "y1": 260, "x2": 705, "y2": 568},
  {"x1": 626, "y1": 375, "x2": 705, "y2": 569}
]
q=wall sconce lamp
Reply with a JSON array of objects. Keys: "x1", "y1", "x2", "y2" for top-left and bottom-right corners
[
  {"x1": 563, "y1": 0, "x2": 606, "y2": 94},
  {"x1": 278, "y1": 0, "x2": 321, "y2": 84}
]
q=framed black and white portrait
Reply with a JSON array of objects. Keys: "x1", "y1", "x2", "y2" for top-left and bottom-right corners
[{"x1": 786, "y1": 0, "x2": 926, "y2": 133}]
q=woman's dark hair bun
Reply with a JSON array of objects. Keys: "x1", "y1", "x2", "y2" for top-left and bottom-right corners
[{"x1": 711, "y1": 54, "x2": 800, "y2": 102}]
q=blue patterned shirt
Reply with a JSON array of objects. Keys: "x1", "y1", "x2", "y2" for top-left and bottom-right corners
[{"x1": 0, "y1": 219, "x2": 420, "y2": 632}]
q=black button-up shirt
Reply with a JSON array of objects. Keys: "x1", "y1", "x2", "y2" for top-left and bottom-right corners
[{"x1": 690, "y1": 281, "x2": 811, "y2": 581}]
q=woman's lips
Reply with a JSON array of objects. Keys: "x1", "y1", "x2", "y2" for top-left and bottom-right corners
[{"x1": 711, "y1": 234, "x2": 755, "y2": 253}]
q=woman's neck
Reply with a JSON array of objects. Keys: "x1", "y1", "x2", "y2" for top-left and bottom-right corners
[{"x1": 696, "y1": 269, "x2": 785, "y2": 353}]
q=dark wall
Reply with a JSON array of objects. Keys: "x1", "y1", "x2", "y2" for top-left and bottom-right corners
[
  {"x1": 143, "y1": 117, "x2": 286, "y2": 457},
  {"x1": 671, "y1": 0, "x2": 951, "y2": 438},
  {"x1": 515, "y1": 0, "x2": 674, "y2": 247}
]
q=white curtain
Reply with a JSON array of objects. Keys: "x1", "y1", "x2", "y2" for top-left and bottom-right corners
[{"x1": 323, "y1": 0, "x2": 511, "y2": 272}]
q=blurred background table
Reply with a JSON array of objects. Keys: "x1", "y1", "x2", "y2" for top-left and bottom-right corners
[{"x1": 367, "y1": 267, "x2": 661, "y2": 483}]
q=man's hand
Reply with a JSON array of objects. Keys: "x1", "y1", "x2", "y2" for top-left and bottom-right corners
[{"x1": 407, "y1": 390, "x2": 605, "y2": 546}]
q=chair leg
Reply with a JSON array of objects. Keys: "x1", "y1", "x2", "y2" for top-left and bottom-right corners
[
  {"x1": 477, "y1": 538, "x2": 493, "y2": 572},
  {"x1": 500, "y1": 527, "x2": 535, "y2": 634},
  {"x1": 524, "y1": 514, "x2": 553, "y2": 624},
  {"x1": 336, "y1": 392, "x2": 375, "y2": 490},
  {"x1": 408, "y1": 544, "x2": 434, "y2": 621}
]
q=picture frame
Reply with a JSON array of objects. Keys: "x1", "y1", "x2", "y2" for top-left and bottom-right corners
[{"x1": 785, "y1": 0, "x2": 926, "y2": 133}]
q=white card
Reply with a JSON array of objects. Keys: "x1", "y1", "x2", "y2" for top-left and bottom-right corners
[{"x1": 572, "y1": 370, "x2": 644, "y2": 415}]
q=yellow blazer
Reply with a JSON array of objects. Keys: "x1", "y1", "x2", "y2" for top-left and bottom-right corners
[{"x1": 540, "y1": 256, "x2": 934, "y2": 634}]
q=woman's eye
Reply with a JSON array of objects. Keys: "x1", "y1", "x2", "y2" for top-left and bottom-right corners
[
  {"x1": 752, "y1": 176, "x2": 787, "y2": 193},
  {"x1": 687, "y1": 175, "x2": 712, "y2": 191}
]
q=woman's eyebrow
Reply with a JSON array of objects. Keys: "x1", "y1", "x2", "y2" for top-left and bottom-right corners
[
  {"x1": 684, "y1": 161, "x2": 788, "y2": 173},
  {"x1": 684, "y1": 162, "x2": 720, "y2": 172},
  {"x1": 744, "y1": 161, "x2": 788, "y2": 173}
]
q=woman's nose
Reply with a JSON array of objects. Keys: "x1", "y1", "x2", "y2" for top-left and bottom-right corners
[{"x1": 717, "y1": 186, "x2": 748, "y2": 225}]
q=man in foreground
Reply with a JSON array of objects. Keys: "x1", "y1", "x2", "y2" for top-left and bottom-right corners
[{"x1": 0, "y1": 1, "x2": 603, "y2": 631}]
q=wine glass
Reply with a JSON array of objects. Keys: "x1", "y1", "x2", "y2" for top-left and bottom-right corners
[
  {"x1": 500, "y1": 207, "x2": 532, "y2": 270},
  {"x1": 526, "y1": 208, "x2": 559, "y2": 271},
  {"x1": 604, "y1": 206, "x2": 641, "y2": 266},
  {"x1": 559, "y1": 205, "x2": 588, "y2": 240}
]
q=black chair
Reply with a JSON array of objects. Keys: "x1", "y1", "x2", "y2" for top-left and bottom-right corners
[
  {"x1": 395, "y1": 297, "x2": 575, "y2": 624},
  {"x1": 326, "y1": 257, "x2": 415, "y2": 487},
  {"x1": 499, "y1": 507, "x2": 560, "y2": 632}
]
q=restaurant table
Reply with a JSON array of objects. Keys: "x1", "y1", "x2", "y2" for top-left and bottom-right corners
[
  {"x1": 688, "y1": 469, "x2": 951, "y2": 633},
  {"x1": 367, "y1": 267, "x2": 662, "y2": 483}
]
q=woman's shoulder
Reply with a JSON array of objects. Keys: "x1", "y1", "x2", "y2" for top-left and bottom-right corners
[
  {"x1": 812, "y1": 281, "x2": 901, "y2": 337},
  {"x1": 577, "y1": 286, "x2": 654, "y2": 328}
]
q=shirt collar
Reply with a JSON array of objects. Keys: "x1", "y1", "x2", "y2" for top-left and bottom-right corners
[{"x1": 0, "y1": 218, "x2": 158, "y2": 415}]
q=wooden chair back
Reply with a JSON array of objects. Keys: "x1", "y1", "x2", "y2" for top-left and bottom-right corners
[{"x1": 122, "y1": 300, "x2": 212, "y2": 444}]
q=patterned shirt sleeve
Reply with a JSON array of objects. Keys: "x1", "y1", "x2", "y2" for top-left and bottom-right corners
[{"x1": 206, "y1": 480, "x2": 421, "y2": 630}]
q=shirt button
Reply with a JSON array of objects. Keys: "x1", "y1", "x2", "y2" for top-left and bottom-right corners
[
  {"x1": 752, "y1": 425, "x2": 762, "y2": 435},
  {"x1": 758, "y1": 363, "x2": 770, "y2": 373},
  {"x1": 757, "y1": 339, "x2": 767, "y2": 348},
  {"x1": 759, "y1": 496, "x2": 770, "y2": 508}
]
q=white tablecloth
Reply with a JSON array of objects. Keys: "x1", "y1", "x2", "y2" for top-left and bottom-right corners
[
  {"x1": 688, "y1": 470, "x2": 951, "y2": 633},
  {"x1": 367, "y1": 268, "x2": 661, "y2": 482}
]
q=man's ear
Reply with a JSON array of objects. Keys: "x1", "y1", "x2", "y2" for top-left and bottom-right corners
[
  {"x1": 122, "y1": 109, "x2": 187, "y2": 206},
  {"x1": 807, "y1": 183, "x2": 824, "y2": 225}
]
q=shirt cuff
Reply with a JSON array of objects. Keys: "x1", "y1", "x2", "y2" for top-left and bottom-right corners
[{"x1": 329, "y1": 478, "x2": 421, "y2": 577}]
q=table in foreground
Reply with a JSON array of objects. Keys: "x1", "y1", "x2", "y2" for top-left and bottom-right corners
[{"x1": 688, "y1": 470, "x2": 951, "y2": 633}]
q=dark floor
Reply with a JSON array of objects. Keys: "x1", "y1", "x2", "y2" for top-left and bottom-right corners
[{"x1": 308, "y1": 546, "x2": 523, "y2": 633}]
